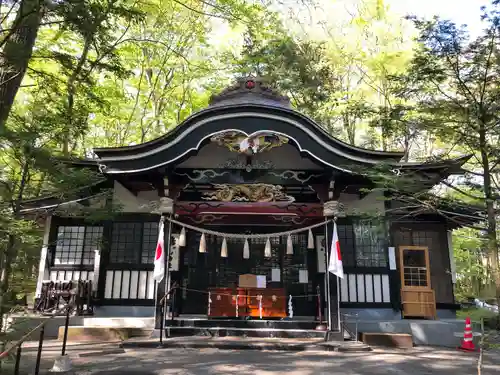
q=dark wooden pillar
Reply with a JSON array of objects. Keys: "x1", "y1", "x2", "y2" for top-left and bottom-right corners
[
  {"x1": 385, "y1": 193, "x2": 401, "y2": 312},
  {"x1": 324, "y1": 220, "x2": 340, "y2": 331},
  {"x1": 153, "y1": 196, "x2": 174, "y2": 329},
  {"x1": 154, "y1": 217, "x2": 172, "y2": 329},
  {"x1": 97, "y1": 209, "x2": 113, "y2": 303}
]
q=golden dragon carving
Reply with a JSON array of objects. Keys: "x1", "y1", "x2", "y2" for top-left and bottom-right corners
[{"x1": 202, "y1": 184, "x2": 295, "y2": 203}]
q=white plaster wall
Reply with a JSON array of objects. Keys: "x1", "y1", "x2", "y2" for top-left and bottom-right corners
[
  {"x1": 51, "y1": 194, "x2": 106, "y2": 213},
  {"x1": 112, "y1": 181, "x2": 161, "y2": 213},
  {"x1": 35, "y1": 216, "x2": 52, "y2": 298},
  {"x1": 339, "y1": 190, "x2": 385, "y2": 216}
]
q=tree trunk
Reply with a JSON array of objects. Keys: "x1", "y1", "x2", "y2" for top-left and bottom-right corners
[
  {"x1": 0, "y1": 161, "x2": 29, "y2": 332},
  {"x1": 0, "y1": 235, "x2": 15, "y2": 332},
  {"x1": 343, "y1": 113, "x2": 355, "y2": 145},
  {"x1": 0, "y1": 0, "x2": 43, "y2": 133},
  {"x1": 62, "y1": 34, "x2": 93, "y2": 156},
  {"x1": 479, "y1": 124, "x2": 500, "y2": 310},
  {"x1": 403, "y1": 131, "x2": 410, "y2": 162}
]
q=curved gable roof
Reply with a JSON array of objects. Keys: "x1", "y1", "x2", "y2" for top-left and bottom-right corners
[
  {"x1": 94, "y1": 103, "x2": 405, "y2": 174},
  {"x1": 95, "y1": 103, "x2": 404, "y2": 160},
  {"x1": 89, "y1": 78, "x2": 470, "y2": 176}
]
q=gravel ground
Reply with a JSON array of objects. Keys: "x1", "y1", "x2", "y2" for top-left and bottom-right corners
[{"x1": 4, "y1": 342, "x2": 499, "y2": 375}]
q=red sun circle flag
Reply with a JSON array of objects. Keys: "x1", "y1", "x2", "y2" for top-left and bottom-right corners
[
  {"x1": 328, "y1": 222, "x2": 344, "y2": 279},
  {"x1": 153, "y1": 220, "x2": 165, "y2": 282}
]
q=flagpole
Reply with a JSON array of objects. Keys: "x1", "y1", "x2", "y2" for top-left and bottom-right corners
[
  {"x1": 336, "y1": 269, "x2": 341, "y2": 332},
  {"x1": 325, "y1": 221, "x2": 332, "y2": 331},
  {"x1": 163, "y1": 216, "x2": 173, "y2": 319}
]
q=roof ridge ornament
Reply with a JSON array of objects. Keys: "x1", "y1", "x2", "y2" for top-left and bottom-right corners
[{"x1": 209, "y1": 77, "x2": 291, "y2": 108}]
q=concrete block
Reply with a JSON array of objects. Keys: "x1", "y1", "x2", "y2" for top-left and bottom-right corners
[
  {"x1": 7, "y1": 316, "x2": 83, "y2": 339},
  {"x1": 409, "y1": 321, "x2": 481, "y2": 348}
]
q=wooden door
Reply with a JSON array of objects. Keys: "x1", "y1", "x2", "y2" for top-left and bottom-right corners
[{"x1": 399, "y1": 246, "x2": 436, "y2": 319}]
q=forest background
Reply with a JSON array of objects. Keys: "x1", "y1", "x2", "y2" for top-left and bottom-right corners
[{"x1": 0, "y1": 0, "x2": 499, "y2": 327}]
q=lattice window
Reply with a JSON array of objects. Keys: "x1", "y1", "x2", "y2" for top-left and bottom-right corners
[
  {"x1": 411, "y1": 231, "x2": 439, "y2": 249},
  {"x1": 110, "y1": 222, "x2": 158, "y2": 264},
  {"x1": 337, "y1": 223, "x2": 355, "y2": 267},
  {"x1": 83, "y1": 227, "x2": 103, "y2": 265},
  {"x1": 142, "y1": 222, "x2": 159, "y2": 264},
  {"x1": 401, "y1": 248, "x2": 429, "y2": 287},
  {"x1": 353, "y1": 220, "x2": 387, "y2": 268},
  {"x1": 54, "y1": 226, "x2": 103, "y2": 265}
]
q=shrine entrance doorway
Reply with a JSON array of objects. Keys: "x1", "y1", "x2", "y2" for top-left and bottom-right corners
[{"x1": 174, "y1": 226, "x2": 319, "y2": 318}]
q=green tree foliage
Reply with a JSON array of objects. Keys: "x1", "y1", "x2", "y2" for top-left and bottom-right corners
[
  {"x1": 0, "y1": 0, "x2": 272, "y2": 336},
  {"x1": 0, "y1": 0, "x2": 498, "y2": 335},
  {"x1": 0, "y1": 0, "x2": 147, "y2": 331},
  {"x1": 453, "y1": 228, "x2": 490, "y2": 301},
  {"x1": 230, "y1": 0, "x2": 416, "y2": 148},
  {"x1": 405, "y1": 2, "x2": 500, "y2": 307}
]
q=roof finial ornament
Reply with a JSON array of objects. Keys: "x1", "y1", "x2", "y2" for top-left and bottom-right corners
[{"x1": 209, "y1": 77, "x2": 291, "y2": 108}]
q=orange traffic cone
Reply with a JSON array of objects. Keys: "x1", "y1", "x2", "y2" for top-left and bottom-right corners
[{"x1": 458, "y1": 316, "x2": 476, "y2": 351}]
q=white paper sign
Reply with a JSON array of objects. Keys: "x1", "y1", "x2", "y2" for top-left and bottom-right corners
[
  {"x1": 271, "y1": 268, "x2": 281, "y2": 282},
  {"x1": 92, "y1": 250, "x2": 101, "y2": 293},
  {"x1": 316, "y1": 235, "x2": 326, "y2": 273},
  {"x1": 299, "y1": 270, "x2": 308, "y2": 284},
  {"x1": 256, "y1": 275, "x2": 267, "y2": 288},
  {"x1": 169, "y1": 234, "x2": 180, "y2": 271},
  {"x1": 388, "y1": 247, "x2": 397, "y2": 270}
]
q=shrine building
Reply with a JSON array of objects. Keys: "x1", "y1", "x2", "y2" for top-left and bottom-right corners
[{"x1": 22, "y1": 78, "x2": 475, "y2": 339}]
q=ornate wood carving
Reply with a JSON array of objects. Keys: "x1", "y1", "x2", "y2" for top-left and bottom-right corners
[
  {"x1": 175, "y1": 202, "x2": 224, "y2": 214},
  {"x1": 174, "y1": 201, "x2": 324, "y2": 217},
  {"x1": 211, "y1": 131, "x2": 289, "y2": 155},
  {"x1": 181, "y1": 214, "x2": 318, "y2": 226},
  {"x1": 323, "y1": 200, "x2": 346, "y2": 217},
  {"x1": 173, "y1": 169, "x2": 326, "y2": 187},
  {"x1": 209, "y1": 77, "x2": 290, "y2": 106},
  {"x1": 218, "y1": 158, "x2": 274, "y2": 170},
  {"x1": 269, "y1": 215, "x2": 311, "y2": 225},
  {"x1": 273, "y1": 203, "x2": 323, "y2": 216},
  {"x1": 143, "y1": 197, "x2": 174, "y2": 214},
  {"x1": 175, "y1": 169, "x2": 231, "y2": 182},
  {"x1": 183, "y1": 214, "x2": 229, "y2": 225},
  {"x1": 268, "y1": 170, "x2": 324, "y2": 184},
  {"x1": 202, "y1": 183, "x2": 295, "y2": 203}
]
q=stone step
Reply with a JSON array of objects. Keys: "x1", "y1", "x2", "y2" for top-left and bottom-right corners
[
  {"x1": 163, "y1": 326, "x2": 329, "y2": 339},
  {"x1": 83, "y1": 317, "x2": 155, "y2": 328},
  {"x1": 120, "y1": 336, "x2": 372, "y2": 352},
  {"x1": 57, "y1": 326, "x2": 151, "y2": 342},
  {"x1": 359, "y1": 332, "x2": 413, "y2": 348},
  {"x1": 164, "y1": 318, "x2": 322, "y2": 330}
]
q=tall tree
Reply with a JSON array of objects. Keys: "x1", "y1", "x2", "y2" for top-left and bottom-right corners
[
  {"x1": 0, "y1": 0, "x2": 44, "y2": 134},
  {"x1": 0, "y1": 0, "x2": 281, "y2": 330},
  {"x1": 231, "y1": 0, "x2": 416, "y2": 146},
  {"x1": 407, "y1": 2, "x2": 500, "y2": 308}
]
